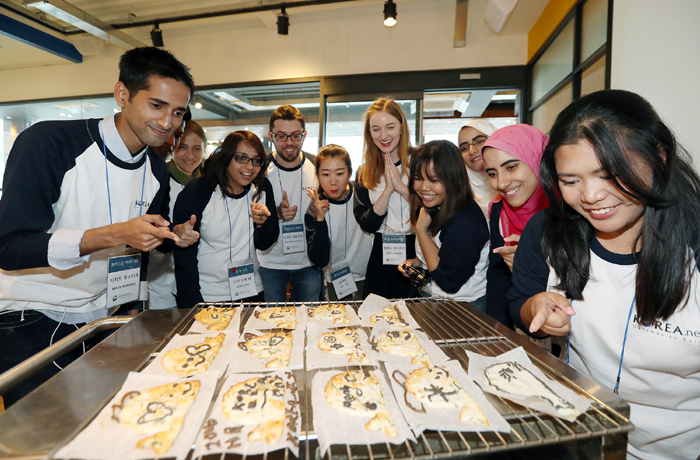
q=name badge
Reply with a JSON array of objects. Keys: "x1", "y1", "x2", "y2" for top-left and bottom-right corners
[
  {"x1": 107, "y1": 251, "x2": 141, "y2": 308},
  {"x1": 382, "y1": 234, "x2": 406, "y2": 265},
  {"x1": 227, "y1": 260, "x2": 258, "y2": 300},
  {"x1": 282, "y1": 221, "x2": 305, "y2": 254},
  {"x1": 330, "y1": 264, "x2": 357, "y2": 299}
]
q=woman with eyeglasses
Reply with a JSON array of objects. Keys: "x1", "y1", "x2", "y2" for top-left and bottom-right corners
[
  {"x1": 173, "y1": 131, "x2": 279, "y2": 308},
  {"x1": 458, "y1": 120, "x2": 499, "y2": 216}
]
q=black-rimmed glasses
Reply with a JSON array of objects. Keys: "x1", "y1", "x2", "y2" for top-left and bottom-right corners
[
  {"x1": 233, "y1": 154, "x2": 264, "y2": 167},
  {"x1": 271, "y1": 132, "x2": 304, "y2": 142}
]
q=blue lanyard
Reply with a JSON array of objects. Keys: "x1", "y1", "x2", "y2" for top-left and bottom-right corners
[
  {"x1": 565, "y1": 295, "x2": 636, "y2": 394},
  {"x1": 327, "y1": 188, "x2": 349, "y2": 266},
  {"x1": 276, "y1": 156, "x2": 303, "y2": 215},
  {"x1": 102, "y1": 136, "x2": 147, "y2": 225},
  {"x1": 225, "y1": 190, "x2": 252, "y2": 262}
]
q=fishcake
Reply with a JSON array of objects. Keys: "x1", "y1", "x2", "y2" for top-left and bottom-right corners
[
  {"x1": 369, "y1": 305, "x2": 409, "y2": 328},
  {"x1": 240, "y1": 331, "x2": 293, "y2": 368},
  {"x1": 117, "y1": 381, "x2": 200, "y2": 455},
  {"x1": 308, "y1": 303, "x2": 350, "y2": 324},
  {"x1": 222, "y1": 375, "x2": 286, "y2": 444},
  {"x1": 255, "y1": 306, "x2": 297, "y2": 329},
  {"x1": 161, "y1": 333, "x2": 225, "y2": 375},
  {"x1": 318, "y1": 328, "x2": 369, "y2": 364},
  {"x1": 403, "y1": 366, "x2": 488, "y2": 426},
  {"x1": 324, "y1": 370, "x2": 397, "y2": 437},
  {"x1": 194, "y1": 307, "x2": 236, "y2": 331},
  {"x1": 375, "y1": 330, "x2": 431, "y2": 366}
]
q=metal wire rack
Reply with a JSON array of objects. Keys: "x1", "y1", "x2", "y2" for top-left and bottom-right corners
[{"x1": 168, "y1": 297, "x2": 634, "y2": 460}]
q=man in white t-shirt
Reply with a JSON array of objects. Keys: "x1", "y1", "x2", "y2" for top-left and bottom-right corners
[{"x1": 257, "y1": 105, "x2": 321, "y2": 302}]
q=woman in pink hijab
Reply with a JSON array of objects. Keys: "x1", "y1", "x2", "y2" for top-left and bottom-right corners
[{"x1": 480, "y1": 124, "x2": 549, "y2": 328}]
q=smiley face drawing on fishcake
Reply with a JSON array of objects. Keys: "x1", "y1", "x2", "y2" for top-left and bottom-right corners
[
  {"x1": 318, "y1": 328, "x2": 369, "y2": 364},
  {"x1": 239, "y1": 331, "x2": 293, "y2": 368},
  {"x1": 194, "y1": 307, "x2": 236, "y2": 331},
  {"x1": 308, "y1": 303, "x2": 350, "y2": 324}
]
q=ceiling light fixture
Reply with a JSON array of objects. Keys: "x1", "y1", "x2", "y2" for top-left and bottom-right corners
[
  {"x1": 194, "y1": 102, "x2": 203, "y2": 109},
  {"x1": 384, "y1": 0, "x2": 397, "y2": 27},
  {"x1": 277, "y1": 8, "x2": 289, "y2": 35},
  {"x1": 150, "y1": 23, "x2": 164, "y2": 47}
]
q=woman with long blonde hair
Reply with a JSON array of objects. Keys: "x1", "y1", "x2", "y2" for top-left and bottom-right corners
[{"x1": 354, "y1": 97, "x2": 416, "y2": 298}]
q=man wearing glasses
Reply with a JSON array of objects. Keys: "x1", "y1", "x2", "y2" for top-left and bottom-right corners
[{"x1": 257, "y1": 105, "x2": 322, "y2": 302}]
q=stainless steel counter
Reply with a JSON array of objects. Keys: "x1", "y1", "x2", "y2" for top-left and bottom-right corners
[{"x1": 0, "y1": 299, "x2": 633, "y2": 460}]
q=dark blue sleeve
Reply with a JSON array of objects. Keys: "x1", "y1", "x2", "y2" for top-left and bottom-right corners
[
  {"x1": 304, "y1": 202, "x2": 330, "y2": 269},
  {"x1": 353, "y1": 181, "x2": 385, "y2": 234},
  {"x1": 253, "y1": 178, "x2": 279, "y2": 251},
  {"x1": 486, "y1": 201, "x2": 514, "y2": 328},
  {"x1": 508, "y1": 210, "x2": 550, "y2": 332},
  {"x1": 0, "y1": 121, "x2": 82, "y2": 270},
  {"x1": 430, "y1": 203, "x2": 489, "y2": 293},
  {"x1": 173, "y1": 178, "x2": 210, "y2": 309}
]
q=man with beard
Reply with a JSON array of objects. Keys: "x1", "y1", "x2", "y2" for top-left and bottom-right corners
[{"x1": 257, "y1": 105, "x2": 321, "y2": 302}]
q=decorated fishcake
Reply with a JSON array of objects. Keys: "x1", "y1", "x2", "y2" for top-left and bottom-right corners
[
  {"x1": 308, "y1": 304, "x2": 350, "y2": 324},
  {"x1": 194, "y1": 307, "x2": 236, "y2": 331},
  {"x1": 400, "y1": 366, "x2": 488, "y2": 425},
  {"x1": 161, "y1": 333, "x2": 225, "y2": 375},
  {"x1": 115, "y1": 381, "x2": 200, "y2": 455},
  {"x1": 484, "y1": 361, "x2": 580, "y2": 419},
  {"x1": 318, "y1": 328, "x2": 369, "y2": 364},
  {"x1": 324, "y1": 370, "x2": 397, "y2": 437},
  {"x1": 369, "y1": 305, "x2": 409, "y2": 328},
  {"x1": 239, "y1": 331, "x2": 293, "y2": 368},
  {"x1": 221, "y1": 375, "x2": 286, "y2": 444},
  {"x1": 373, "y1": 330, "x2": 431, "y2": 366},
  {"x1": 255, "y1": 307, "x2": 297, "y2": 329}
]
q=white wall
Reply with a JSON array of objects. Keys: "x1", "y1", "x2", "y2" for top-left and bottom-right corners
[
  {"x1": 611, "y1": 0, "x2": 700, "y2": 163},
  {"x1": 0, "y1": 0, "x2": 529, "y2": 103}
]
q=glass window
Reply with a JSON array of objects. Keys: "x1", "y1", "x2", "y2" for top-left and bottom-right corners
[
  {"x1": 582, "y1": 0, "x2": 608, "y2": 61},
  {"x1": 581, "y1": 57, "x2": 606, "y2": 97},
  {"x1": 531, "y1": 19, "x2": 575, "y2": 105},
  {"x1": 325, "y1": 100, "x2": 417, "y2": 178},
  {"x1": 532, "y1": 83, "x2": 572, "y2": 134}
]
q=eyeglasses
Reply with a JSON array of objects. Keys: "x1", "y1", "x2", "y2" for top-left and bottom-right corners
[
  {"x1": 460, "y1": 135, "x2": 488, "y2": 152},
  {"x1": 233, "y1": 154, "x2": 264, "y2": 167},
  {"x1": 271, "y1": 132, "x2": 304, "y2": 142}
]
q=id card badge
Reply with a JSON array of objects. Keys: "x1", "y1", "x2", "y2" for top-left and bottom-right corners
[
  {"x1": 227, "y1": 259, "x2": 258, "y2": 300},
  {"x1": 382, "y1": 233, "x2": 407, "y2": 265},
  {"x1": 107, "y1": 248, "x2": 141, "y2": 308},
  {"x1": 330, "y1": 262, "x2": 358, "y2": 299},
  {"x1": 282, "y1": 220, "x2": 305, "y2": 254}
]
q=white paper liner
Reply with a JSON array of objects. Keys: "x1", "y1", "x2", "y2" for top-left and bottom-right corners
[
  {"x1": 140, "y1": 331, "x2": 236, "y2": 378},
  {"x1": 192, "y1": 371, "x2": 301, "y2": 458},
  {"x1": 303, "y1": 302, "x2": 362, "y2": 327},
  {"x1": 358, "y1": 295, "x2": 421, "y2": 329},
  {"x1": 55, "y1": 371, "x2": 217, "y2": 460},
  {"x1": 368, "y1": 322, "x2": 450, "y2": 367},
  {"x1": 384, "y1": 361, "x2": 511, "y2": 436},
  {"x1": 244, "y1": 305, "x2": 306, "y2": 330},
  {"x1": 467, "y1": 347, "x2": 592, "y2": 422},
  {"x1": 188, "y1": 305, "x2": 242, "y2": 334},
  {"x1": 228, "y1": 327, "x2": 305, "y2": 372},
  {"x1": 305, "y1": 323, "x2": 377, "y2": 370},
  {"x1": 311, "y1": 369, "x2": 414, "y2": 456}
]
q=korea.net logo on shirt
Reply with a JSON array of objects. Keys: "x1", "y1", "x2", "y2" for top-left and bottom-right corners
[{"x1": 633, "y1": 315, "x2": 700, "y2": 344}]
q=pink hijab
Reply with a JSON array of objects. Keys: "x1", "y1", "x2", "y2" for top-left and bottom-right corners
[{"x1": 481, "y1": 124, "x2": 549, "y2": 240}]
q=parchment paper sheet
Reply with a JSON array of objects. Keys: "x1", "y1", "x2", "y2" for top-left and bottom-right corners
[
  {"x1": 368, "y1": 322, "x2": 449, "y2": 366},
  {"x1": 358, "y1": 295, "x2": 421, "y2": 329},
  {"x1": 140, "y1": 331, "x2": 236, "y2": 378},
  {"x1": 305, "y1": 323, "x2": 377, "y2": 370},
  {"x1": 227, "y1": 327, "x2": 305, "y2": 372}
]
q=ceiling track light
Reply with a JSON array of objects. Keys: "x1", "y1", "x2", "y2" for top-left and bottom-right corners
[
  {"x1": 384, "y1": 0, "x2": 397, "y2": 27},
  {"x1": 277, "y1": 8, "x2": 289, "y2": 35},
  {"x1": 150, "y1": 23, "x2": 164, "y2": 47}
]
